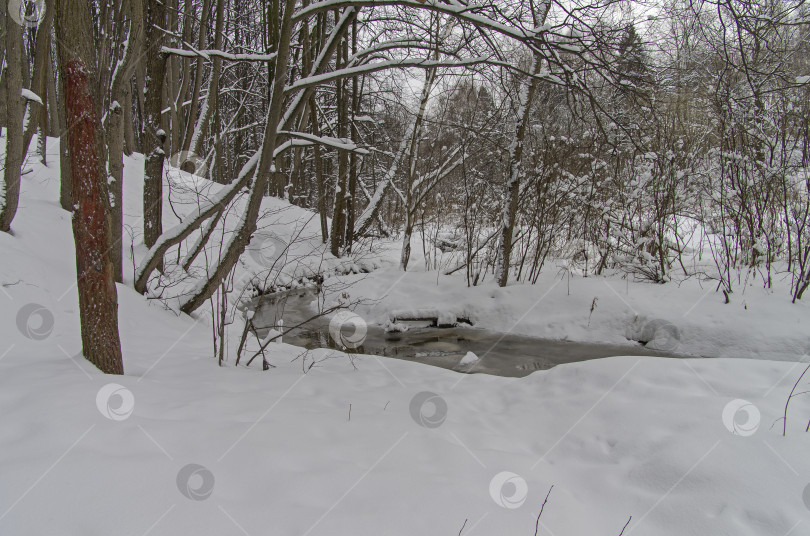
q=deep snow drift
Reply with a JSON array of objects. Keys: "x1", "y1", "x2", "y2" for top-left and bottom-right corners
[{"x1": 2, "y1": 138, "x2": 810, "y2": 535}]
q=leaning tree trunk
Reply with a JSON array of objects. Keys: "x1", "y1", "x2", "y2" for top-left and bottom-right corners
[
  {"x1": 56, "y1": 0, "x2": 124, "y2": 374},
  {"x1": 0, "y1": 4, "x2": 24, "y2": 232},
  {"x1": 178, "y1": 0, "x2": 297, "y2": 314}
]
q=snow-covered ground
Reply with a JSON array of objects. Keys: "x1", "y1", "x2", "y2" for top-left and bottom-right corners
[{"x1": 2, "y1": 139, "x2": 810, "y2": 535}]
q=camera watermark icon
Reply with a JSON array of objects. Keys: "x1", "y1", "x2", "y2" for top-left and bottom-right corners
[
  {"x1": 8, "y1": 0, "x2": 45, "y2": 28},
  {"x1": 329, "y1": 310, "x2": 367, "y2": 349},
  {"x1": 96, "y1": 383, "x2": 135, "y2": 421},
  {"x1": 168, "y1": 151, "x2": 206, "y2": 176},
  {"x1": 489, "y1": 471, "x2": 528, "y2": 509},
  {"x1": 722, "y1": 399, "x2": 760, "y2": 436},
  {"x1": 247, "y1": 233, "x2": 288, "y2": 268},
  {"x1": 176, "y1": 463, "x2": 215, "y2": 501},
  {"x1": 16, "y1": 303, "x2": 54, "y2": 340},
  {"x1": 409, "y1": 391, "x2": 447, "y2": 428}
]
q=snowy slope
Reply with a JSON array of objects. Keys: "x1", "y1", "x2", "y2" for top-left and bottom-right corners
[{"x1": 2, "y1": 138, "x2": 810, "y2": 535}]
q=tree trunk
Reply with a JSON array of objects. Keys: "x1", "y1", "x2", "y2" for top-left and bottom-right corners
[
  {"x1": 181, "y1": 0, "x2": 211, "y2": 152},
  {"x1": 494, "y1": 3, "x2": 550, "y2": 287},
  {"x1": 107, "y1": 0, "x2": 144, "y2": 283},
  {"x1": 0, "y1": 0, "x2": 7, "y2": 129},
  {"x1": 399, "y1": 66, "x2": 436, "y2": 270},
  {"x1": 57, "y1": 49, "x2": 73, "y2": 211},
  {"x1": 311, "y1": 97, "x2": 328, "y2": 243},
  {"x1": 46, "y1": 45, "x2": 59, "y2": 136},
  {"x1": 21, "y1": 0, "x2": 54, "y2": 159},
  {"x1": 495, "y1": 54, "x2": 543, "y2": 287},
  {"x1": 187, "y1": 0, "x2": 224, "y2": 158},
  {"x1": 0, "y1": 6, "x2": 23, "y2": 232},
  {"x1": 142, "y1": 0, "x2": 168, "y2": 249},
  {"x1": 56, "y1": 0, "x2": 124, "y2": 374},
  {"x1": 179, "y1": 0, "x2": 297, "y2": 314},
  {"x1": 330, "y1": 29, "x2": 349, "y2": 257}
]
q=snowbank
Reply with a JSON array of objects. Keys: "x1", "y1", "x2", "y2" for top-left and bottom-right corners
[{"x1": 2, "y1": 137, "x2": 810, "y2": 535}]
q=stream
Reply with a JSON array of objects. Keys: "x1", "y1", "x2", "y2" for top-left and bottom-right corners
[{"x1": 250, "y1": 288, "x2": 683, "y2": 378}]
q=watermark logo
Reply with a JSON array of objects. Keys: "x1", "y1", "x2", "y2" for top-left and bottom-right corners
[
  {"x1": 168, "y1": 151, "x2": 206, "y2": 176},
  {"x1": 409, "y1": 391, "x2": 447, "y2": 428},
  {"x1": 247, "y1": 233, "x2": 288, "y2": 268},
  {"x1": 177, "y1": 464, "x2": 215, "y2": 501},
  {"x1": 489, "y1": 471, "x2": 528, "y2": 509},
  {"x1": 96, "y1": 383, "x2": 135, "y2": 421},
  {"x1": 329, "y1": 310, "x2": 367, "y2": 349},
  {"x1": 802, "y1": 483, "x2": 810, "y2": 511},
  {"x1": 8, "y1": 0, "x2": 46, "y2": 28},
  {"x1": 722, "y1": 399, "x2": 760, "y2": 436},
  {"x1": 16, "y1": 303, "x2": 54, "y2": 340}
]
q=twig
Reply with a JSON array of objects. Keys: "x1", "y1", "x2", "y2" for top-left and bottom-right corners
[
  {"x1": 618, "y1": 516, "x2": 632, "y2": 536},
  {"x1": 245, "y1": 303, "x2": 345, "y2": 365},
  {"x1": 457, "y1": 518, "x2": 467, "y2": 535},
  {"x1": 534, "y1": 485, "x2": 554, "y2": 536},
  {"x1": 783, "y1": 362, "x2": 810, "y2": 436}
]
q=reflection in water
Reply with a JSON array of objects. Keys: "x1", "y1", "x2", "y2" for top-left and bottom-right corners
[{"x1": 250, "y1": 288, "x2": 683, "y2": 378}]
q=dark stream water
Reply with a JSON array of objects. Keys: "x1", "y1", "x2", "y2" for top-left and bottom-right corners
[{"x1": 250, "y1": 288, "x2": 682, "y2": 378}]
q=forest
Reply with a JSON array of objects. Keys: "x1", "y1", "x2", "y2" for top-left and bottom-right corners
[{"x1": 1, "y1": 1, "x2": 810, "y2": 535}]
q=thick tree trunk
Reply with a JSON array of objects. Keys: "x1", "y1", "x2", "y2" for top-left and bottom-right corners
[
  {"x1": 56, "y1": 0, "x2": 124, "y2": 374},
  {"x1": 0, "y1": 7, "x2": 23, "y2": 232}
]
